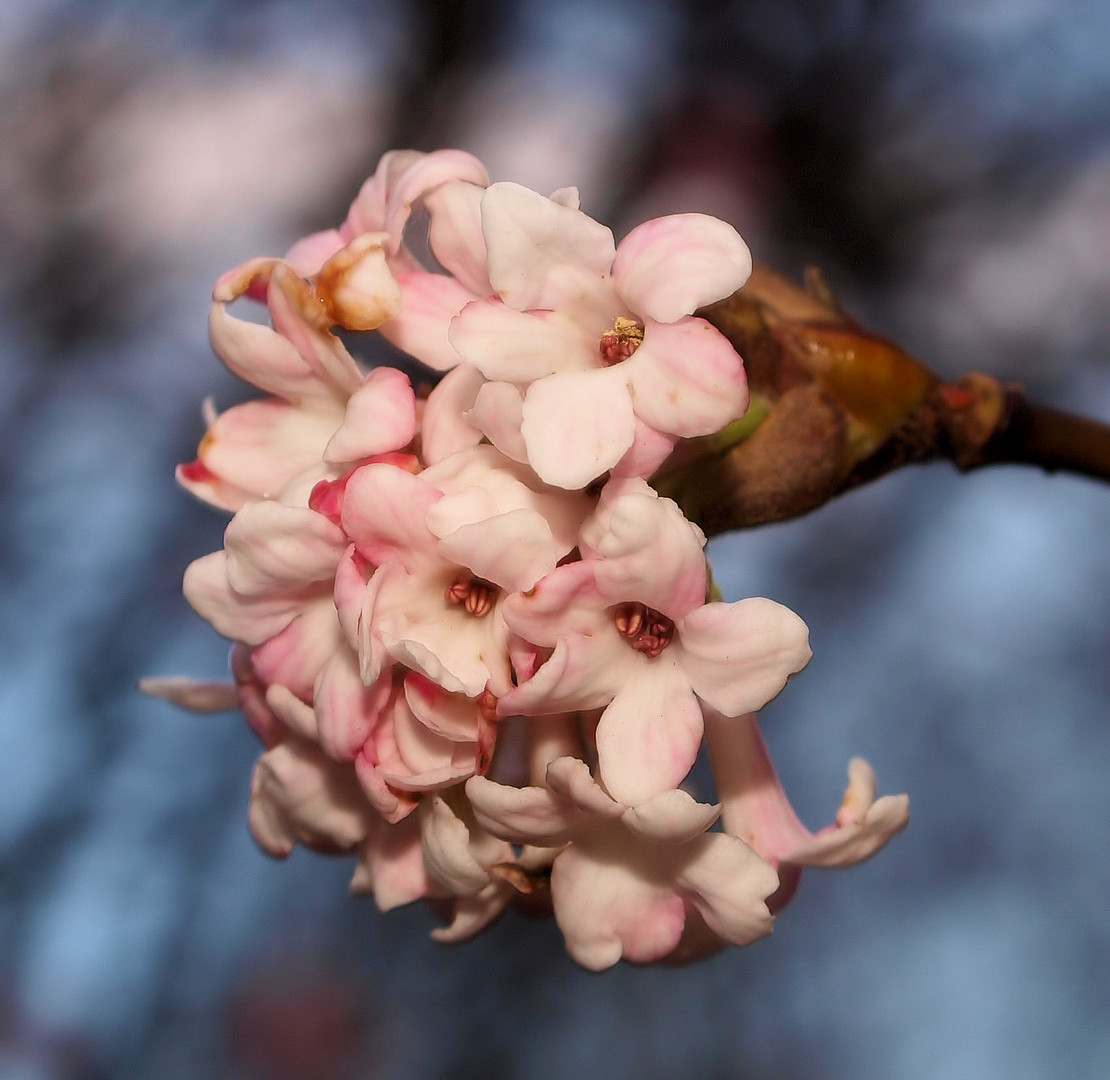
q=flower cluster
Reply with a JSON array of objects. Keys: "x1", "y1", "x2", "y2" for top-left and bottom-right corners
[{"x1": 145, "y1": 149, "x2": 908, "y2": 970}]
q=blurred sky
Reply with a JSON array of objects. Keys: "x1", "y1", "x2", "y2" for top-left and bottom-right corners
[{"x1": 2, "y1": 1, "x2": 1109, "y2": 1077}]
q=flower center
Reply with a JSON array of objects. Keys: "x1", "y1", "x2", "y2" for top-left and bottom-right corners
[
  {"x1": 613, "y1": 602, "x2": 675, "y2": 658},
  {"x1": 599, "y1": 317, "x2": 644, "y2": 366},
  {"x1": 445, "y1": 575, "x2": 498, "y2": 617}
]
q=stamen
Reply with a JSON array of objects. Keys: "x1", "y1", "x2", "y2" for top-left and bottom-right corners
[
  {"x1": 613, "y1": 601, "x2": 674, "y2": 658},
  {"x1": 445, "y1": 575, "x2": 498, "y2": 618},
  {"x1": 599, "y1": 317, "x2": 644, "y2": 366}
]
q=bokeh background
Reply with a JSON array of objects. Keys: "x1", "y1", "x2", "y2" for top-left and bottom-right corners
[{"x1": 3, "y1": 1, "x2": 1110, "y2": 1077}]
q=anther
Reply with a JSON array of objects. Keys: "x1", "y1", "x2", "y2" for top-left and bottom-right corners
[{"x1": 599, "y1": 317, "x2": 644, "y2": 366}]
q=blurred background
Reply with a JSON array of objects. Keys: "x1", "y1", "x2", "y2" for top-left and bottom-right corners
[{"x1": 2, "y1": 0, "x2": 1110, "y2": 1076}]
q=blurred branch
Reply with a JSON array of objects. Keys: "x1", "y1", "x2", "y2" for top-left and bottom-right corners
[{"x1": 660, "y1": 265, "x2": 1110, "y2": 536}]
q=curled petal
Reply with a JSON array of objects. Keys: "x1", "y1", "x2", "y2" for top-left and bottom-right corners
[
  {"x1": 314, "y1": 233, "x2": 402, "y2": 332},
  {"x1": 673, "y1": 834, "x2": 778, "y2": 948},
  {"x1": 620, "y1": 789, "x2": 721, "y2": 845},
  {"x1": 139, "y1": 677, "x2": 238, "y2": 713},
  {"x1": 248, "y1": 739, "x2": 369, "y2": 858},
  {"x1": 581, "y1": 481, "x2": 707, "y2": 619},
  {"x1": 208, "y1": 302, "x2": 334, "y2": 404},
  {"x1": 382, "y1": 149, "x2": 490, "y2": 255},
  {"x1": 466, "y1": 775, "x2": 579, "y2": 846},
  {"x1": 426, "y1": 180, "x2": 492, "y2": 296},
  {"x1": 612, "y1": 213, "x2": 752, "y2": 324},
  {"x1": 678, "y1": 598, "x2": 811, "y2": 717},
  {"x1": 267, "y1": 265, "x2": 363, "y2": 396},
  {"x1": 430, "y1": 881, "x2": 512, "y2": 943},
  {"x1": 787, "y1": 759, "x2": 910, "y2": 867},
  {"x1": 345, "y1": 148, "x2": 427, "y2": 235},
  {"x1": 323, "y1": 367, "x2": 418, "y2": 465},
  {"x1": 499, "y1": 629, "x2": 632, "y2": 718},
  {"x1": 421, "y1": 796, "x2": 494, "y2": 897},
  {"x1": 789, "y1": 793, "x2": 911, "y2": 867}
]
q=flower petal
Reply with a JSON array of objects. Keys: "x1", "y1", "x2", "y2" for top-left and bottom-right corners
[
  {"x1": 625, "y1": 317, "x2": 749, "y2": 438},
  {"x1": 379, "y1": 269, "x2": 476, "y2": 371},
  {"x1": 382, "y1": 149, "x2": 490, "y2": 255},
  {"x1": 450, "y1": 299, "x2": 594, "y2": 382},
  {"x1": 466, "y1": 775, "x2": 578, "y2": 846},
  {"x1": 620, "y1": 789, "x2": 720, "y2": 844},
  {"x1": 612, "y1": 213, "x2": 752, "y2": 324},
  {"x1": 594, "y1": 659, "x2": 704, "y2": 806},
  {"x1": 314, "y1": 648, "x2": 393, "y2": 762},
  {"x1": 250, "y1": 600, "x2": 344, "y2": 702},
  {"x1": 580, "y1": 481, "x2": 707, "y2": 619},
  {"x1": 551, "y1": 846, "x2": 686, "y2": 970},
  {"x1": 248, "y1": 738, "x2": 369, "y2": 858},
  {"x1": 521, "y1": 367, "x2": 636, "y2": 489},
  {"x1": 138, "y1": 677, "x2": 238, "y2": 713},
  {"x1": 430, "y1": 882, "x2": 512, "y2": 943},
  {"x1": 283, "y1": 228, "x2": 345, "y2": 277},
  {"x1": 197, "y1": 398, "x2": 338, "y2": 503},
  {"x1": 351, "y1": 813, "x2": 428, "y2": 912},
  {"x1": 481, "y1": 182, "x2": 617, "y2": 313},
  {"x1": 437, "y1": 508, "x2": 560, "y2": 593},
  {"x1": 263, "y1": 683, "x2": 319, "y2": 741},
  {"x1": 468, "y1": 381, "x2": 528, "y2": 463},
  {"x1": 323, "y1": 366, "x2": 417, "y2": 464},
  {"x1": 224, "y1": 501, "x2": 347, "y2": 597},
  {"x1": 314, "y1": 233, "x2": 402, "y2": 332},
  {"x1": 544, "y1": 756, "x2": 623, "y2": 818},
  {"x1": 420, "y1": 796, "x2": 493, "y2": 897},
  {"x1": 340, "y1": 463, "x2": 441, "y2": 572},
  {"x1": 208, "y1": 302, "x2": 335, "y2": 404},
  {"x1": 268, "y1": 264, "x2": 364, "y2": 396},
  {"x1": 403, "y1": 672, "x2": 481, "y2": 742},
  {"x1": 678, "y1": 598, "x2": 811, "y2": 717},
  {"x1": 183, "y1": 552, "x2": 299, "y2": 645},
  {"x1": 420, "y1": 363, "x2": 485, "y2": 464},
  {"x1": 425, "y1": 179, "x2": 492, "y2": 296},
  {"x1": 673, "y1": 833, "x2": 778, "y2": 948}
]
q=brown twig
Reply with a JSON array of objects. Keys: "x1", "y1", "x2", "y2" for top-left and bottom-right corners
[{"x1": 665, "y1": 265, "x2": 1110, "y2": 536}]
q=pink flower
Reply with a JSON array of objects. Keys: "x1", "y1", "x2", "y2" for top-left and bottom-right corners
[
  {"x1": 500, "y1": 479, "x2": 812, "y2": 805},
  {"x1": 467, "y1": 757, "x2": 778, "y2": 970},
  {"x1": 311, "y1": 648, "x2": 497, "y2": 824},
  {"x1": 278, "y1": 148, "x2": 494, "y2": 373},
  {"x1": 448, "y1": 183, "x2": 753, "y2": 488},
  {"x1": 180, "y1": 256, "x2": 415, "y2": 511},
  {"x1": 337, "y1": 446, "x2": 590, "y2": 698},
  {"x1": 704, "y1": 709, "x2": 910, "y2": 912}
]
